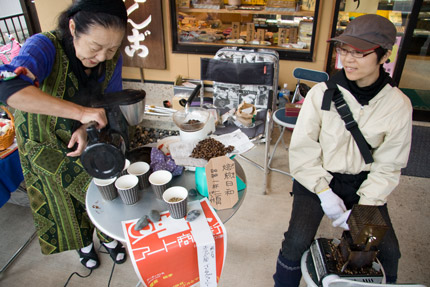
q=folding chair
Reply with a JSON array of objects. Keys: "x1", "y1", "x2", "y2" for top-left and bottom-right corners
[
  {"x1": 201, "y1": 47, "x2": 279, "y2": 194},
  {"x1": 268, "y1": 68, "x2": 329, "y2": 177}
]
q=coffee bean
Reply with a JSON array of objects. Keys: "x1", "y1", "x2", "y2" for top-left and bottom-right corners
[{"x1": 191, "y1": 138, "x2": 234, "y2": 161}]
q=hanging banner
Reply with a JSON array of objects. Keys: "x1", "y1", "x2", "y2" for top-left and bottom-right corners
[
  {"x1": 122, "y1": 0, "x2": 166, "y2": 69},
  {"x1": 122, "y1": 198, "x2": 227, "y2": 287}
]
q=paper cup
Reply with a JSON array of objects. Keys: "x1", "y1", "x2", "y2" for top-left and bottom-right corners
[
  {"x1": 115, "y1": 174, "x2": 139, "y2": 205},
  {"x1": 127, "y1": 161, "x2": 151, "y2": 190},
  {"x1": 94, "y1": 177, "x2": 118, "y2": 201},
  {"x1": 163, "y1": 186, "x2": 188, "y2": 219},
  {"x1": 119, "y1": 159, "x2": 131, "y2": 177},
  {"x1": 149, "y1": 170, "x2": 172, "y2": 200}
]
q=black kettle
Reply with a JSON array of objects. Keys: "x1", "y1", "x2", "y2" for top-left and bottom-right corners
[
  {"x1": 80, "y1": 89, "x2": 146, "y2": 179},
  {"x1": 80, "y1": 123, "x2": 126, "y2": 179}
]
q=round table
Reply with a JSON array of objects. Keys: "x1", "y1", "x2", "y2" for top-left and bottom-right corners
[{"x1": 86, "y1": 160, "x2": 247, "y2": 242}]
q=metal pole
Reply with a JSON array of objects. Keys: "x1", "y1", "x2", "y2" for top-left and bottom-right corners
[{"x1": 0, "y1": 231, "x2": 37, "y2": 274}]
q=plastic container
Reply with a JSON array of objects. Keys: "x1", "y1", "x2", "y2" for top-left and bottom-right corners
[{"x1": 278, "y1": 83, "x2": 290, "y2": 109}]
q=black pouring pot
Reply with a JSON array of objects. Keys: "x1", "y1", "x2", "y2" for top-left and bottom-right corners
[{"x1": 81, "y1": 123, "x2": 126, "y2": 179}]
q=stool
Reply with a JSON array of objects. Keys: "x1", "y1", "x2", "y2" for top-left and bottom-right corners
[{"x1": 267, "y1": 107, "x2": 297, "y2": 177}]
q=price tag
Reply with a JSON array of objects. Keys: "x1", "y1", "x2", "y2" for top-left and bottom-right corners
[
  {"x1": 289, "y1": 27, "x2": 298, "y2": 43},
  {"x1": 278, "y1": 28, "x2": 288, "y2": 45},
  {"x1": 246, "y1": 23, "x2": 255, "y2": 42},
  {"x1": 178, "y1": 0, "x2": 190, "y2": 8},
  {"x1": 231, "y1": 22, "x2": 241, "y2": 39},
  {"x1": 256, "y1": 29, "x2": 265, "y2": 42},
  {"x1": 206, "y1": 156, "x2": 238, "y2": 210}
]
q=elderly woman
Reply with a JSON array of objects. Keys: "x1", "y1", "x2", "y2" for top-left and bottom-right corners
[
  {"x1": 0, "y1": 0, "x2": 129, "y2": 269},
  {"x1": 273, "y1": 14, "x2": 412, "y2": 285}
]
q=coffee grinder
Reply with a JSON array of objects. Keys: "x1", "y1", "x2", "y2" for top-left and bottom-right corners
[
  {"x1": 309, "y1": 205, "x2": 389, "y2": 285},
  {"x1": 80, "y1": 89, "x2": 146, "y2": 179}
]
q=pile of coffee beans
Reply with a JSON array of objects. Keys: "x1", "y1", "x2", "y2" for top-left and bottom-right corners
[
  {"x1": 190, "y1": 138, "x2": 234, "y2": 161},
  {"x1": 129, "y1": 126, "x2": 179, "y2": 150}
]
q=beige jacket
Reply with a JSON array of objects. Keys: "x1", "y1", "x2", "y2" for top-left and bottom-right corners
[{"x1": 289, "y1": 82, "x2": 412, "y2": 205}]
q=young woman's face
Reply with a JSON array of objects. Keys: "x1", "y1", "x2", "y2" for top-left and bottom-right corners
[
  {"x1": 339, "y1": 45, "x2": 391, "y2": 87},
  {"x1": 69, "y1": 20, "x2": 125, "y2": 68}
]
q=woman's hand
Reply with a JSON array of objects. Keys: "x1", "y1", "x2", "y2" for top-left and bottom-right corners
[
  {"x1": 66, "y1": 125, "x2": 89, "y2": 157},
  {"x1": 79, "y1": 107, "x2": 108, "y2": 129}
]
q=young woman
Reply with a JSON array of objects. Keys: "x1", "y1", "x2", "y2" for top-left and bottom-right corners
[
  {"x1": 273, "y1": 14, "x2": 412, "y2": 285},
  {"x1": 0, "y1": 0, "x2": 129, "y2": 269}
]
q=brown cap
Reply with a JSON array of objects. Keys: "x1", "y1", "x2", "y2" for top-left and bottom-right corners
[{"x1": 328, "y1": 14, "x2": 396, "y2": 52}]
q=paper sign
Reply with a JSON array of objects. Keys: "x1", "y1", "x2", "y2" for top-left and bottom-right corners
[
  {"x1": 206, "y1": 156, "x2": 239, "y2": 210},
  {"x1": 383, "y1": 36, "x2": 401, "y2": 77},
  {"x1": 256, "y1": 29, "x2": 265, "y2": 42},
  {"x1": 122, "y1": 199, "x2": 226, "y2": 287},
  {"x1": 189, "y1": 206, "x2": 217, "y2": 287},
  {"x1": 231, "y1": 22, "x2": 241, "y2": 39},
  {"x1": 246, "y1": 23, "x2": 255, "y2": 42},
  {"x1": 289, "y1": 27, "x2": 298, "y2": 43},
  {"x1": 278, "y1": 28, "x2": 288, "y2": 45},
  {"x1": 345, "y1": 0, "x2": 378, "y2": 14}
]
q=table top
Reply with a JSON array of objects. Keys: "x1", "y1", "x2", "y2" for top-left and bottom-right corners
[{"x1": 86, "y1": 160, "x2": 247, "y2": 242}]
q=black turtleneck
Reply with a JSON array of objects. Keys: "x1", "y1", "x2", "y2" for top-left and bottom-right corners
[{"x1": 330, "y1": 66, "x2": 396, "y2": 105}]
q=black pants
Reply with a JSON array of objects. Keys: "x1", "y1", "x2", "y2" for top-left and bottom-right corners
[{"x1": 281, "y1": 172, "x2": 401, "y2": 281}]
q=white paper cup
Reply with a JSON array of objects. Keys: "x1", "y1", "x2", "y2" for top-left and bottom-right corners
[
  {"x1": 119, "y1": 159, "x2": 131, "y2": 177},
  {"x1": 94, "y1": 177, "x2": 118, "y2": 201},
  {"x1": 162, "y1": 186, "x2": 188, "y2": 219},
  {"x1": 127, "y1": 161, "x2": 151, "y2": 190},
  {"x1": 115, "y1": 174, "x2": 139, "y2": 205},
  {"x1": 149, "y1": 170, "x2": 172, "y2": 200}
]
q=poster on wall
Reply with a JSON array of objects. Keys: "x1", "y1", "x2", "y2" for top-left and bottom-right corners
[
  {"x1": 122, "y1": 0, "x2": 166, "y2": 69},
  {"x1": 344, "y1": 0, "x2": 378, "y2": 14}
]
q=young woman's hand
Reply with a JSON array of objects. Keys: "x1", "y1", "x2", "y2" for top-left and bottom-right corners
[{"x1": 67, "y1": 125, "x2": 89, "y2": 157}]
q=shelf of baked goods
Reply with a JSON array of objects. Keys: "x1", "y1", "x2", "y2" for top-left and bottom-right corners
[
  {"x1": 177, "y1": 7, "x2": 314, "y2": 17},
  {"x1": 177, "y1": 39, "x2": 310, "y2": 51}
]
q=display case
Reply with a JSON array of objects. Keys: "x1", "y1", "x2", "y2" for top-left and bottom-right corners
[{"x1": 169, "y1": 0, "x2": 321, "y2": 61}]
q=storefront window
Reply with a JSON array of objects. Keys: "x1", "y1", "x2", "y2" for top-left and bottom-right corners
[
  {"x1": 170, "y1": 0, "x2": 321, "y2": 61},
  {"x1": 326, "y1": 0, "x2": 430, "y2": 121}
]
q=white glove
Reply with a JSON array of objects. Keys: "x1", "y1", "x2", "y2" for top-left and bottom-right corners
[
  {"x1": 317, "y1": 188, "x2": 346, "y2": 220},
  {"x1": 332, "y1": 210, "x2": 351, "y2": 230}
]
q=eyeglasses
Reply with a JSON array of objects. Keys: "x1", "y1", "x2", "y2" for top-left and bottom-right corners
[{"x1": 335, "y1": 47, "x2": 375, "y2": 58}]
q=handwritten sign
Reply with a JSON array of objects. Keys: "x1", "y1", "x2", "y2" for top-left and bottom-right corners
[
  {"x1": 256, "y1": 28, "x2": 265, "y2": 42},
  {"x1": 122, "y1": 0, "x2": 166, "y2": 69},
  {"x1": 246, "y1": 23, "x2": 255, "y2": 42},
  {"x1": 301, "y1": 0, "x2": 316, "y2": 11},
  {"x1": 289, "y1": 27, "x2": 298, "y2": 43},
  {"x1": 231, "y1": 22, "x2": 241, "y2": 40},
  {"x1": 190, "y1": 204, "x2": 217, "y2": 287},
  {"x1": 206, "y1": 156, "x2": 238, "y2": 210},
  {"x1": 345, "y1": 0, "x2": 378, "y2": 13},
  {"x1": 278, "y1": 28, "x2": 288, "y2": 45}
]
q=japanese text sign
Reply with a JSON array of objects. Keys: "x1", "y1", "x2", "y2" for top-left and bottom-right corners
[
  {"x1": 206, "y1": 156, "x2": 239, "y2": 210},
  {"x1": 122, "y1": 0, "x2": 166, "y2": 69},
  {"x1": 246, "y1": 23, "x2": 255, "y2": 42},
  {"x1": 122, "y1": 199, "x2": 227, "y2": 287},
  {"x1": 231, "y1": 22, "x2": 241, "y2": 40}
]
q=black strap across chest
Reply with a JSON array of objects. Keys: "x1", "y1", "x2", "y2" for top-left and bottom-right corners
[{"x1": 322, "y1": 81, "x2": 374, "y2": 164}]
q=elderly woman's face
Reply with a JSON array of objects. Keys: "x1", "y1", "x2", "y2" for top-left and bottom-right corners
[{"x1": 69, "y1": 20, "x2": 125, "y2": 68}]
